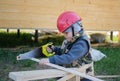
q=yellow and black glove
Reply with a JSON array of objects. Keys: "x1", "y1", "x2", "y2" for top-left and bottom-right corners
[{"x1": 41, "y1": 42, "x2": 55, "y2": 57}]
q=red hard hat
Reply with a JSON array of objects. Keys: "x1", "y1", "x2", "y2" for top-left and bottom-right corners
[{"x1": 57, "y1": 11, "x2": 82, "y2": 32}]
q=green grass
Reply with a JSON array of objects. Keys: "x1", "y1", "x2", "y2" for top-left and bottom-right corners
[
  {"x1": 94, "y1": 46, "x2": 120, "y2": 81},
  {"x1": 0, "y1": 46, "x2": 120, "y2": 81},
  {"x1": 0, "y1": 48, "x2": 38, "y2": 81}
]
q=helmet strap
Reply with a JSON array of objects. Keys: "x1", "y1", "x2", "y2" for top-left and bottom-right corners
[
  {"x1": 77, "y1": 21, "x2": 83, "y2": 28},
  {"x1": 70, "y1": 29, "x2": 84, "y2": 43},
  {"x1": 71, "y1": 26, "x2": 75, "y2": 37},
  {"x1": 70, "y1": 21, "x2": 84, "y2": 43},
  {"x1": 70, "y1": 21, "x2": 83, "y2": 42}
]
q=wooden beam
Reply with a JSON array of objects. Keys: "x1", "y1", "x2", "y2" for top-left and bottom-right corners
[
  {"x1": 9, "y1": 66, "x2": 92, "y2": 81},
  {"x1": 57, "y1": 73, "x2": 75, "y2": 81},
  {"x1": 57, "y1": 62, "x2": 94, "y2": 81},
  {"x1": 96, "y1": 75, "x2": 120, "y2": 78},
  {"x1": 9, "y1": 69, "x2": 67, "y2": 81},
  {"x1": 0, "y1": 0, "x2": 120, "y2": 30},
  {"x1": 30, "y1": 58, "x2": 103, "y2": 81},
  {"x1": 9, "y1": 67, "x2": 90, "y2": 81},
  {"x1": 9, "y1": 58, "x2": 101, "y2": 81}
]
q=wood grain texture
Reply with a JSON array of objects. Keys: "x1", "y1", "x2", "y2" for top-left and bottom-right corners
[{"x1": 0, "y1": 0, "x2": 120, "y2": 30}]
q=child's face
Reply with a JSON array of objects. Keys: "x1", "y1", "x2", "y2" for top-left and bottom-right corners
[{"x1": 63, "y1": 32, "x2": 72, "y2": 41}]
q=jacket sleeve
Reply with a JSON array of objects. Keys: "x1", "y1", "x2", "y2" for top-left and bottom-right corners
[
  {"x1": 54, "y1": 46, "x2": 62, "y2": 55},
  {"x1": 49, "y1": 39, "x2": 89, "y2": 65},
  {"x1": 53, "y1": 40, "x2": 67, "y2": 55}
]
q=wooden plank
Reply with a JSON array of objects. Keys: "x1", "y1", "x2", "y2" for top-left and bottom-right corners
[
  {"x1": 9, "y1": 58, "x2": 98, "y2": 81},
  {"x1": 57, "y1": 62, "x2": 94, "y2": 81},
  {"x1": 0, "y1": 0, "x2": 120, "y2": 30},
  {"x1": 75, "y1": 75, "x2": 80, "y2": 81},
  {"x1": 0, "y1": 20, "x2": 56, "y2": 29},
  {"x1": 9, "y1": 66, "x2": 92, "y2": 81},
  {"x1": 30, "y1": 58, "x2": 103, "y2": 81},
  {"x1": 96, "y1": 75, "x2": 120, "y2": 78},
  {"x1": 9, "y1": 69, "x2": 67, "y2": 81},
  {"x1": 57, "y1": 73, "x2": 75, "y2": 81},
  {"x1": 9, "y1": 68, "x2": 87, "y2": 81}
]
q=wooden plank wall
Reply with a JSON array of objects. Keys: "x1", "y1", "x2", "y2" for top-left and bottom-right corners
[{"x1": 0, "y1": 0, "x2": 120, "y2": 31}]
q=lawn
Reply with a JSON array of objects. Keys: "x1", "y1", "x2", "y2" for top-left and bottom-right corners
[
  {"x1": 0, "y1": 45, "x2": 120, "y2": 81},
  {"x1": 94, "y1": 46, "x2": 120, "y2": 81}
]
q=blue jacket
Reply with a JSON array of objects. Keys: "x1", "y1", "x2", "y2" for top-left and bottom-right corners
[{"x1": 49, "y1": 34, "x2": 90, "y2": 65}]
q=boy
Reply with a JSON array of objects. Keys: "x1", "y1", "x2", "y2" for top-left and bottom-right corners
[{"x1": 39, "y1": 11, "x2": 92, "y2": 81}]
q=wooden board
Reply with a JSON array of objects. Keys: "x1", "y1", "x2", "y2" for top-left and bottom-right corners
[
  {"x1": 9, "y1": 69, "x2": 67, "y2": 81},
  {"x1": 0, "y1": 0, "x2": 120, "y2": 31},
  {"x1": 9, "y1": 63, "x2": 94, "y2": 81}
]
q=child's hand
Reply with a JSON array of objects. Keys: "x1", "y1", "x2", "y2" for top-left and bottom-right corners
[
  {"x1": 41, "y1": 43, "x2": 55, "y2": 57},
  {"x1": 39, "y1": 58, "x2": 49, "y2": 65}
]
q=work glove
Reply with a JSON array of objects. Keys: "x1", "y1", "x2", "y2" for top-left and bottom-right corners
[{"x1": 41, "y1": 42, "x2": 55, "y2": 57}]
